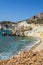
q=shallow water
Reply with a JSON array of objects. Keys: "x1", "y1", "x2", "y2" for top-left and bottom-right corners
[{"x1": 0, "y1": 30, "x2": 38, "y2": 60}]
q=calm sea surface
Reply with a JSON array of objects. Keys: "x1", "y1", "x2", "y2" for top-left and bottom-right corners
[{"x1": 0, "y1": 30, "x2": 37, "y2": 60}]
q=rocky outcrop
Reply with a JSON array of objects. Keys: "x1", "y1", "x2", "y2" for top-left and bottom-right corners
[
  {"x1": 9, "y1": 32, "x2": 16, "y2": 36},
  {"x1": 0, "y1": 26, "x2": 3, "y2": 30},
  {"x1": 12, "y1": 25, "x2": 32, "y2": 36},
  {"x1": 2, "y1": 32, "x2": 7, "y2": 36}
]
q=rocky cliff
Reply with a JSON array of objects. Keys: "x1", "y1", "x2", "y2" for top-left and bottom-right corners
[
  {"x1": 11, "y1": 13, "x2": 43, "y2": 36},
  {"x1": 0, "y1": 13, "x2": 43, "y2": 36}
]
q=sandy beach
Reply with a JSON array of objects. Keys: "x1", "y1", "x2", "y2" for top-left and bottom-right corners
[
  {"x1": 31, "y1": 38, "x2": 43, "y2": 51},
  {"x1": 30, "y1": 33, "x2": 43, "y2": 51}
]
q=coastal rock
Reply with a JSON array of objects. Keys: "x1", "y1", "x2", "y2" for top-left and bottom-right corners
[
  {"x1": 12, "y1": 25, "x2": 32, "y2": 36},
  {"x1": 2, "y1": 32, "x2": 7, "y2": 36},
  {"x1": 9, "y1": 32, "x2": 15, "y2": 36},
  {"x1": 0, "y1": 27, "x2": 3, "y2": 30},
  {"x1": 20, "y1": 32, "x2": 25, "y2": 36},
  {"x1": 15, "y1": 31, "x2": 20, "y2": 36},
  {"x1": 0, "y1": 26, "x2": 3, "y2": 30}
]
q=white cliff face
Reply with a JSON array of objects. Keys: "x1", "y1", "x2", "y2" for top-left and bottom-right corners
[
  {"x1": 17, "y1": 21, "x2": 31, "y2": 27},
  {"x1": 12, "y1": 20, "x2": 43, "y2": 37},
  {"x1": 24, "y1": 24, "x2": 43, "y2": 38},
  {"x1": 0, "y1": 26, "x2": 2, "y2": 30}
]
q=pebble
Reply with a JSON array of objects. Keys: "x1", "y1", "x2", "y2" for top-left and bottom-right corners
[{"x1": 0, "y1": 50, "x2": 43, "y2": 65}]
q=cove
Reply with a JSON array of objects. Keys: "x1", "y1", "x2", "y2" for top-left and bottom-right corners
[{"x1": 0, "y1": 30, "x2": 38, "y2": 60}]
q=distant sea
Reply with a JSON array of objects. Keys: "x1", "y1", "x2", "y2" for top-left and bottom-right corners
[{"x1": 0, "y1": 30, "x2": 38, "y2": 60}]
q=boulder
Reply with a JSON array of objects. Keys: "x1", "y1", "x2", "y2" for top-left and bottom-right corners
[
  {"x1": 0, "y1": 26, "x2": 3, "y2": 30},
  {"x1": 20, "y1": 32, "x2": 25, "y2": 37},
  {"x1": 2, "y1": 32, "x2": 7, "y2": 36},
  {"x1": 9, "y1": 32, "x2": 16, "y2": 36}
]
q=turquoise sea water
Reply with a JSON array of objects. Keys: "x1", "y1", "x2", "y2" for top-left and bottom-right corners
[{"x1": 0, "y1": 30, "x2": 37, "y2": 60}]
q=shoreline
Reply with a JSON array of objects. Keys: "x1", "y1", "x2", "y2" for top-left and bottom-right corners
[
  {"x1": 0, "y1": 28, "x2": 43, "y2": 65},
  {"x1": 30, "y1": 39, "x2": 41, "y2": 51},
  {"x1": 0, "y1": 36, "x2": 40, "y2": 60},
  {"x1": 0, "y1": 37, "x2": 43, "y2": 65},
  {"x1": 4, "y1": 36, "x2": 40, "y2": 60},
  {"x1": 31, "y1": 38, "x2": 43, "y2": 51}
]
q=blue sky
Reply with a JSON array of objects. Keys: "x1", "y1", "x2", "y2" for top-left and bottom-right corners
[{"x1": 0, "y1": 0, "x2": 43, "y2": 22}]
